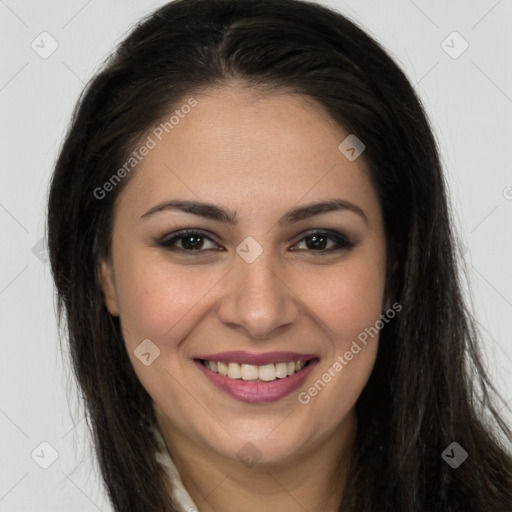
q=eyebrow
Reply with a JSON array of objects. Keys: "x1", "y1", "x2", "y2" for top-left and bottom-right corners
[{"x1": 140, "y1": 198, "x2": 368, "y2": 225}]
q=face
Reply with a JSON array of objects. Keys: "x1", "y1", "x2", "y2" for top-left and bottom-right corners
[{"x1": 100, "y1": 86, "x2": 387, "y2": 466}]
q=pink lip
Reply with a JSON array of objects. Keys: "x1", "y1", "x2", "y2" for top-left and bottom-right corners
[
  {"x1": 193, "y1": 351, "x2": 317, "y2": 366},
  {"x1": 194, "y1": 357, "x2": 320, "y2": 404}
]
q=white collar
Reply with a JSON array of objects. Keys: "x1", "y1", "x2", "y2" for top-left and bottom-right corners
[{"x1": 150, "y1": 424, "x2": 200, "y2": 512}]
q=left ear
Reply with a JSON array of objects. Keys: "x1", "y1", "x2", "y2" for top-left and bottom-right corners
[{"x1": 98, "y1": 259, "x2": 120, "y2": 316}]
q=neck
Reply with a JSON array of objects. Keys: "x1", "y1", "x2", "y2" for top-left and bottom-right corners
[{"x1": 156, "y1": 409, "x2": 356, "y2": 512}]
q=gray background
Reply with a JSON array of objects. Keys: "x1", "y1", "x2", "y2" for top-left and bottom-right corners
[{"x1": 1, "y1": 0, "x2": 511, "y2": 510}]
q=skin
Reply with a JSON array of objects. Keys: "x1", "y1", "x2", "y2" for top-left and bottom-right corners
[{"x1": 99, "y1": 85, "x2": 387, "y2": 512}]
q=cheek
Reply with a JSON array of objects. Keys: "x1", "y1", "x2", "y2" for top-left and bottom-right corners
[
  {"x1": 308, "y1": 252, "x2": 386, "y2": 348},
  {"x1": 297, "y1": 250, "x2": 385, "y2": 413},
  {"x1": 113, "y1": 251, "x2": 220, "y2": 352}
]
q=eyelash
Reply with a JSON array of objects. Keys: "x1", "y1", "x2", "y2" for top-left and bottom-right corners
[{"x1": 156, "y1": 229, "x2": 356, "y2": 255}]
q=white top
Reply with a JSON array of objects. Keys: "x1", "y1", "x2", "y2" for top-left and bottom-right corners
[{"x1": 151, "y1": 424, "x2": 200, "y2": 512}]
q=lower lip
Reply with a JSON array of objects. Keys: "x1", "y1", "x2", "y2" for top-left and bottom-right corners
[{"x1": 194, "y1": 359, "x2": 319, "y2": 404}]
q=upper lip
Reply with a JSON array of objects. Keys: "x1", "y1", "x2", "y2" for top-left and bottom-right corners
[{"x1": 194, "y1": 351, "x2": 318, "y2": 366}]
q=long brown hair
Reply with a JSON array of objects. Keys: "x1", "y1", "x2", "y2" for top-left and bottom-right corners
[{"x1": 47, "y1": 0, "x2": 512, "y2": 510}]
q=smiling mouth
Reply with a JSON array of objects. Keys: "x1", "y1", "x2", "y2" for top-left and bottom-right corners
[{"x1": 197, "y1": 359, "x2": 317, "y2": 382}]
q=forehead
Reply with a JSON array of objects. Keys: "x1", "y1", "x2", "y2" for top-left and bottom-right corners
[{"x1": 115, "y1": 86, "x2": 380, "y2": 225}]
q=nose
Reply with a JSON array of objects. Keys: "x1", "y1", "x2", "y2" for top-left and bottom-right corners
[{"x1": 216, "y1": 247, "x2": 300, "y2": 340}]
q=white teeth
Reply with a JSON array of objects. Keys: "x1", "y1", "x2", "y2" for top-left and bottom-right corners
[
  {"x1": 227, "y1": 362, "x2": 241, "y2": 379},
  {"x1": 274, "y1": 362, "x2": 288, "y2": 379},
  {"x1": 202, "y1": 359, "x2": 310, "y2": 381},
  {"x1": 217, "y1": 361, "x2": 228, "y2": 376},
  {"x1": 259, "y1": 364, "x2": 276, "y2": 381},
  {"x1": 241, "y1": 364, "x2": 259, "y2": 380}
]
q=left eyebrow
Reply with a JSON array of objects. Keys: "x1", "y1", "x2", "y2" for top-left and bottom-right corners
[
  {"x1": 140, "y1": 198, "x2": 368, "y2": 226},
  {"x1": 278, "y1": 198, "x2": 368, "y2": 226}
]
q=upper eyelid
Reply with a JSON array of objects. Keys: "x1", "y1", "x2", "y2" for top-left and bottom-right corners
[
  {"x1": 159, "y1": 228, "x2": 219, "y2": 244},
  {"x1": 158, "y1": 228, "x2": 353, "y2": 248}
]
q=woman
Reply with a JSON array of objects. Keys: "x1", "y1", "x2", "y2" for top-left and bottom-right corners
[{"x1": 46, "y1": 0, "x2": 512, "y2": 510}]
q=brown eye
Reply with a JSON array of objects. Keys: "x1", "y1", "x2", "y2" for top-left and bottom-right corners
[
  {"x1": 157, "y1": 229, "x2": 356, "y2": 256},
  {"x1": 291, "y1": 231, "x2": 356, "y2": 253},
  {"x1": 158, "y1": 230, "x2": 221, "y2": 253}
]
